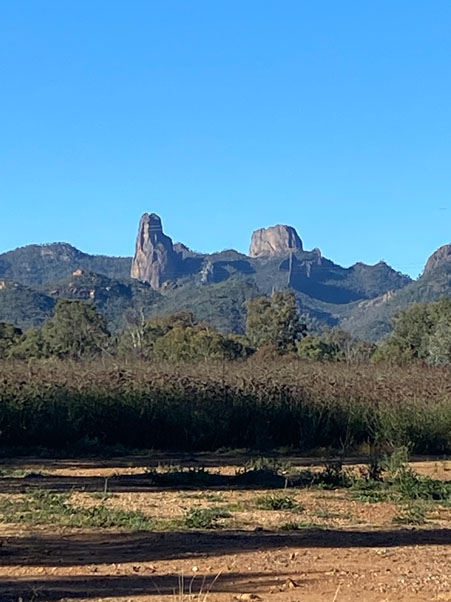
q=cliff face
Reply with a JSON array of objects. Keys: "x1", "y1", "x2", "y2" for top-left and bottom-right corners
[
  {"x1": 249, "y1": 224, "x2": 303, "y2": 257},
  {"x1": 424, "y1": 244, "x2": 451, "y2": 275},
  {"x1": 131, "y1": 213, "x2": 181, "y2": 289}
]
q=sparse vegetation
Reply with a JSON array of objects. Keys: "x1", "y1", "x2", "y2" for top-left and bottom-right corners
[
  {"x1": 0, "y1": 489, "x2": 155, "y2": 530},
  {"x1": 279, "y1": 521, "x2": 324, "y2": 530},
  {"x1": 393, "y1": 500, "x2": 428, "y2": 525},
  {"x1": 183, "y1": 507, "x2": 231, "y2": 529},
  {"x1": 351, "y1": 447, "x2": 451, "y2": 505},
  {"x1": 255, "y1": 494, "x2": 302, "y2": 512},
  {"x1": 0, "y1": 450, "x2": 448, "y2": 541}
]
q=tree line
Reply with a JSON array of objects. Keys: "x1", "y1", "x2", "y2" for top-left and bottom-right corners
[{"x1": 1, "y1": 291, "x2": 451, "y2": 364}]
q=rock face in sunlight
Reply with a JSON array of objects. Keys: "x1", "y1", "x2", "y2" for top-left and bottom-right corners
[
  {"x1": 131, "y1": 213, "x2": 181, "y2": 289},
  {"x1": 423, "y1": 244, "x2": 451, "y2": 275},
  {"x1": 249, "y1": 224, "x2": 303, "y2": 257}
]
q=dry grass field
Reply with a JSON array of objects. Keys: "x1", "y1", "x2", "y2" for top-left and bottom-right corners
[
  {"x1": 0, "y1": 452, "x2": 450, "y2": 602},
  {"x1": 1, "y1": 359, "x2": 451, "y2": 455}
]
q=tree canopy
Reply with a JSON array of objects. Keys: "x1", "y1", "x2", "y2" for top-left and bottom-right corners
[
  {"x1": 246, "y1": 290, "x2": 306, "y2": 352},
  {"x1": 374, "y1": 298, "x2": 451, "y2": 364},
  {"x1": 41, "y1": 299, "x2": 111, "y2": 359}
]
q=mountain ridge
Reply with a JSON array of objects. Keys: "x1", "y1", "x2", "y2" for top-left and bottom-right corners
[{"x1": 0, "y1": 213, "x2": 449, "y2": 339}]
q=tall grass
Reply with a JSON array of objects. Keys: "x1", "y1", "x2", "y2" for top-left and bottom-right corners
[{"x1": 0, "y1": 359, "x2": 450, "y2": 453}]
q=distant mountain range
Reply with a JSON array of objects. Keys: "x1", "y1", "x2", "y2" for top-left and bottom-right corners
[{"x1": 0, "y1": 214, "x2": 450, "y2": 340}]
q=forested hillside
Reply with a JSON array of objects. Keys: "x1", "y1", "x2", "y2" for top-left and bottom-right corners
[
  {"x1": 343, "y1": 260, "x2": 451, "y2": 340},
  {"x1": 1, "y1": 219, "x2": 450, "y2": 340},
  {"x1": 0, "y1": 242, "x2": 413, "y2": 336},
  {"x1": 0, "y1": 243, "x2": 131, "y2": 286}
]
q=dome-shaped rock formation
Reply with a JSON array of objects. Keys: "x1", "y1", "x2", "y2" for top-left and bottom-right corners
[
  {"x1": 423, "y1": 244, "x2": 451, "y2": 275},
  {"x1": 249, "y1": 224, "x2": 303, "y2": 258}
]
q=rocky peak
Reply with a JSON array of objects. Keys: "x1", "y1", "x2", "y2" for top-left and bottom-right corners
[
  {"x1": 173, "y1": 242, "x2": 190, "y2": 255},
  {"x1": 423, "y1": 244, "x2": 451, "y2": 275},
  {"x1": 249, "y1": 224, "x2": 303, "y2": 258},
  {"x1": 131, "y1": 213, "x2": 181, "y2": 289}
]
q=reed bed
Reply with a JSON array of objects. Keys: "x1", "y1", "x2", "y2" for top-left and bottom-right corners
[{"x1": 0, "y1": 359, "x2": 450, "y2": 453}]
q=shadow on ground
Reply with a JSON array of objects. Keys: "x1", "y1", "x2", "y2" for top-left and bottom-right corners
[
  {"x1": 0, "y1": 570, "x2": 300, "y2": 601},
  {"x1": 1, "y1": 452, "x2": 440, "y2": 471},
  {"x1": 0, "y1": 470, "x2": 292, "y2": 494},
  {"x1": 1, "y1": 528, "x2": 450, "y2": 569}
]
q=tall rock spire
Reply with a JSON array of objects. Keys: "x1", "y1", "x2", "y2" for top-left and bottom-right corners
[{"x1": 131, "y1": 213, "x2": 181, "y2": 289}]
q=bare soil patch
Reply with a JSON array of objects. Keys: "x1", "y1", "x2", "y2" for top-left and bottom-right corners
[{"x1": 0, "y1": 454, "x2": 450, "y2": 602}]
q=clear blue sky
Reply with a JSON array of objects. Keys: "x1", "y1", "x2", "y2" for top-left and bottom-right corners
[{"x1": 1, "y1": 1, "x2": 450, "y2": 277}]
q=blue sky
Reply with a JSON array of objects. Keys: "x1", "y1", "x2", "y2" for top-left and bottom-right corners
[{"x1": 1, "y1": 1, "x2": 450, "y2": 277}]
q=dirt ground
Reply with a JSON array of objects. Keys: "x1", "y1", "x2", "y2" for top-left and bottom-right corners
[{"x1": 0, "y1": 454, "x2": 450, "y2": 602}]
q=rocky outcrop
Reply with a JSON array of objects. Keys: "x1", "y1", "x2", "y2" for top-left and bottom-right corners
[
  {"x1": 278, "y1": 248, "x2": 323, "y2": 287},
  {"x1": 303, "y1": 248, "x2": 323, "y2": 277},
  {"x1": 199, "y1": 259, "x2": 229, "y2": 284},
  {"x1": 424, "y1": 244, "x2": 451, "y2": 275},
  {"x1": 131, "y1": 213, "x2": 181, "y2": 289},
  {"x1": 357, "y1": 289, "x2": 396, "y2": 310},
  {"x1": 173, "y1": 242, "x2": 192, "y2": 257},
  {"x1": 249, "y1": 224, "x2": 303, "y2": 258}
]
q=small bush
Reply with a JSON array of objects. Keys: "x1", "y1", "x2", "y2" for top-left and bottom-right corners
[
  {"x1": 256, "y1": 494, "x2": 302, "y2": 512},
  {"x1": 279, "y1": 521, "x2": 323, "y2": 531},
  {"x1": 351, "y1": 480, "x2": 389, "y2": 503},
  {"x1": 296, "y1": 461, "x2": 353, "y2": 490},
  {"x1": 183, "y1": 507, "x2": 231, "y2": 529},
  {"x1": 393, "y1": 501, "x2": 428, "y2": 525},
  {"x1": 153, "y1": 467, "x2": 225, "y2": 487},
  {"x1": 351, "y1": 447, "x2": 451, "y2": 506}
]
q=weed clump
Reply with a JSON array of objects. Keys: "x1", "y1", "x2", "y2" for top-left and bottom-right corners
[
  {"x1": 235, "y1": 458, "x2": 288, "y2": 488},
  {"x1": 256, "y1": 494, "x2": 302, "y2": 512},
  {"x1": 279, "y1": 521, "x2": 323, "y2": 531},
  {"x1": 183, "y1": 507, "x2": 231, "y2": 529},
  {"x1": 351, "y1": 446, "x2": 451, "y2": 527},
  {"x1": 393, "y1": 501, "x2": 428, "y2": 525},
  {"x1": 153, "y1": 467, "x2": 226, "y2": 488},
  {"x1": 0, "y1": 489, "x2": 155, "y2": 530}
]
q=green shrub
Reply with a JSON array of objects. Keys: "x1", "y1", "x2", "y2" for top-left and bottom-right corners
[
  {"x1": 0, "y1": 489, "x2": 154, "y2": 530},
  {"x1": 393, "y1": 501, "x2": 428, "y2": 525},
  {"x1": 256, "y1": 494, "x2": 301, "y2": 511},
  {"x1": 183, "y1": 507, "x2": 231, "y2": 529},
  {"x1": 279, "y1": 521, "x2": 323, "y2": 530},
  {"x1": 351, "y1": 447, "x2": 451, "y2": 506}
]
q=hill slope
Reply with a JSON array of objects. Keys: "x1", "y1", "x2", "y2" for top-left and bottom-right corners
[
  {"x1": 0, "y1": 281, "x2": 55, "y2": 329},
  {"x1": 0, "y1": 236, "x2": 425, "y2": 338},
  {"x1": 343, "y1": 261, "x2": 451, "y2": 340},
  {"x1": 42, "y1": 270, "x2": 162, "y2": 332},
  {"x1": 0, "y1": 243, "x2": 132, "y2": 287},
  {"x1": 0, "y1": 270, "x2": 162, "y2": 332}
]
